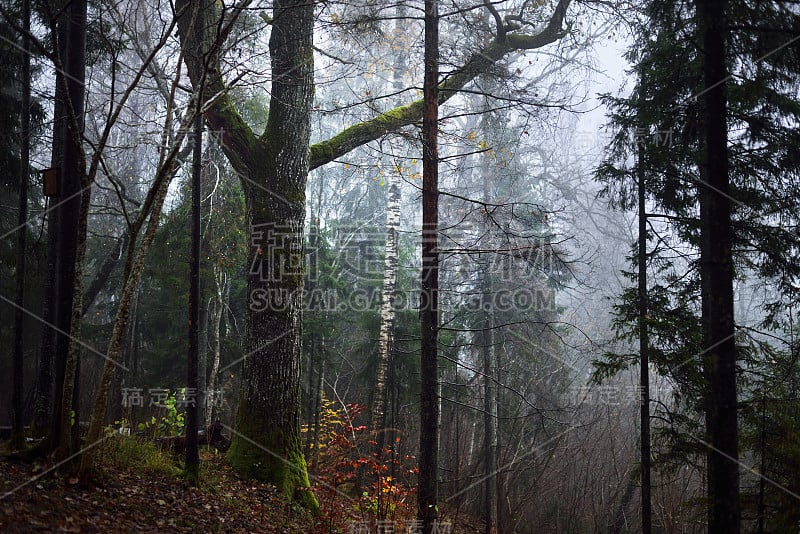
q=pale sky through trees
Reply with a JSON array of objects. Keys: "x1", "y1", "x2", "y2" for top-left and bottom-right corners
[{"x1": 2, "y1": 1, "x2": 799, "y2": 531}]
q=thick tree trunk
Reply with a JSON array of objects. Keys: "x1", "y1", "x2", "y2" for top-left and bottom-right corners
[
  {"x1": 33, "y1": 223, "x2": 57, "y2": 433},
  {"x1": 418, "y1": 0, "x2": 440, "y2": 531},
  {"x1": 32, "y1": 15, "x2": 68, "y2": 434},
  {"x1": 224, "y1": 0, "x2": 317, "y2": 509},
  {"x1": 696, "y1": 0, "x2": 740, "y2": 531},
  {"x1": 58, "y1": 165, "x2": 90, "y2": 460},
  {"x1": 173, "y1": 0, "x2": 317, "y2": 506},
  {"x1": 229, "y1": 181, "x2": 315, "y2": 505},
  {"x1": 53, "y1": 0, "x2": 87, "y2": 459}
]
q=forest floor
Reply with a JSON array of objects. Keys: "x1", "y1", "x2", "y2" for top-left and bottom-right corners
[
  {"x1": 0, "y1": 437, "x2": 481, "y2": 533},
  {"x1": 0, "y1": 440, "x2": 317, "y2": 532}
]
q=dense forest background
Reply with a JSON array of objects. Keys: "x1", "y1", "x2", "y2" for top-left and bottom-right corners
[{"x1": 1, "y1": 0, "x2": 799, "y2": 532}]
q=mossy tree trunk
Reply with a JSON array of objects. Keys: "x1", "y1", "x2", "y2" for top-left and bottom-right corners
[
  {"x1": 228, "y1": 0, "x2": 317, "y2": 505},
  {"x1": 174, "y1": 0, "x2": 317, "y2": 507}
]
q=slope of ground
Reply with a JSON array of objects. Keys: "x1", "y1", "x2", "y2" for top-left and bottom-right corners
[
  {"x1": 0, "y1": 439, "x2": 316, "y2": 533},
  {"x1": 0, "y1": 437, "x2": 482, "y2": 533}
]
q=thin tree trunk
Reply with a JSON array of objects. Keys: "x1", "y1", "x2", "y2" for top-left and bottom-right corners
[
  {"x1": 371, "y1": 175, "x2": 400, "y2": 454},
  {"x1": 637, "y1": 109, "x2": 652, "y2": 534},
  {"x1": 198, "y1": 298, "x2": 208, "y2": 428},
  {"x1": 494, "y1": 325, "x2": 503, "y2": 531},
  {"x1": 205, "y1": 270, "x2": 226, "y2": 424},
  {"x1": 79, "y1": 122, "x2": 192, "y2": 479},
  {"x1": 11, "y1": 0, "x2": 31, "y2": 450},
  {"x1": 198, "y1": 169, "x2": 213, "y2": 427},
  {"x1": 696, "y1": 0, "x2": 740, "y2": 530},
  {"x1": 481, "y1": 157, "x2": 497, "y2": 534},
  {"x1": 185, "y1": 108, "x2": 202, "y2": 483},
  {"x1": 482, "y1": 289, "x2": 496, "y2": 534},
  {"x1": 370, "y1": 2, "x2": 406, "y2": 458},
  {"x1": 756, "y1": 391, "x2": 767, "y2": 534},
  {"x1": 418, "y1": 0, "x2": 440, "y2": 530}
]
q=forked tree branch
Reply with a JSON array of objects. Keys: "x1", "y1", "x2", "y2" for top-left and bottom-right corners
[{"x1": 308, "y1": 0, "x2": 572, "y2": 170}]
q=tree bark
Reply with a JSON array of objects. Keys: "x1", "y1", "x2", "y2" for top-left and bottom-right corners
[
  {"x1": 637, "y1": 107, "x2": 652, "y2": 534},
  {"x1": 696, "y1": 0, "x2": 740, "y2": 531},
  {"x1": 11, "y1": 0, "x2": 31, "y2": 450},
  {"x1": 53, "y1": 0, "x2": 87, "y2": 459},
  {"x1": 32, "y1": 15, "x2": 68, "y2": 435},
  {"x1": 419, "y1": 0, "x2": 440, "y2": 531},
  {"x1": 174, "y1": 0, "x2": 318, "y2": 506},
  {"x1": 222, "y1": 0, "x2": 318, "y2": 509},
  {"x1": 370, "y1": 174, "x2": 400, "y2": 454},
  {"x1": 205, "y1": 269, "x2": 227, "y2": 425},
  {"x1": 185, "y1": 106, "x2": 203, "y2": 484}
]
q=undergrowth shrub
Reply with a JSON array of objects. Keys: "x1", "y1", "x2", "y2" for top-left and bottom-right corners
[{"x1": 303, "y1": 398, "x2": 418, "y2": 532}]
